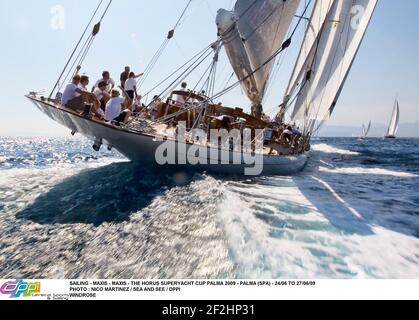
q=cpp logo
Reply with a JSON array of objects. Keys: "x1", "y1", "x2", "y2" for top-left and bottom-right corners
[{"x1": 0, "y1": 280, "x2": 41, "y2": 298}]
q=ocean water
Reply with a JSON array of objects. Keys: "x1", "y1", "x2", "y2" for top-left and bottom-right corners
[{"x1": 0, "y1": 136, "x2": 418, "y2": 279}]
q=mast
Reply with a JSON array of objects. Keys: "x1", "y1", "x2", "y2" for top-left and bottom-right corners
[
  {"x1": 216, "y1": 0, "x2": 301, "y2": 119},
  {"x1": 282, "y1": 0, "x2": 378, "y2": 131}
]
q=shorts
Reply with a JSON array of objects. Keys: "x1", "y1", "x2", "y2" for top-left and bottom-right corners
[
  {"x1": 126, "y1": 90, "x2": 135, "y2": 100},
  {"x1": 100, "y1": 99, "x2": 106, "y2": 112},
  {"x1": 65, "y1": 96, "x2": 84, "y2": 112},
  {"x1": 112, "y1": 110, "x2": 130, "y2": 124}
]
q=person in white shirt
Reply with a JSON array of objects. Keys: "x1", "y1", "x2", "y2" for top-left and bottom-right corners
[
  {"x1": 105, "y1": 89, "x2": 131, "y2": 124},
  {"x1": 175, "y1": 82, "x2": 188, "y2": 106},
  {"x1": 62, "y1": 75, "x2": 104, "y2": 118},
  {"x1": 94, "y1": 81, "x2": 111, "y2": 112},
  {"x1": 131, "y1": 95, "x2": 144, "y2": 113},
  {"x1": 78, "y1": 75, "x2": 90, "y2": 92},
  {"x1": 62, "y1": 75, "x2": 85, "y2": 111},
  {"x1": 61, "y1": 75, "x2": 83, "y2": 107},
  {"x1": 120, "y1": 66, "x2": 144, "y2": 88},
  {"x1": 124, "y1": 72, "x2": 141, "y2": 100},
  {"x1": 92, "y1": 71, "x2": 115, "y2": 93},
  {"x1": 79, "y1": 75, "x2": 104, "y2": 118}
]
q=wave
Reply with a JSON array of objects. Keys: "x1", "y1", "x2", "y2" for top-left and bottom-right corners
[
  {"x1": 318, "y1": 166, "x2": 419, "y2": 178},
  {"x1": 312, "y1": 144, "x2": 360, "y2": 156},
  {"x1": 1, "y1": 137, "x2": 419, "y2": 279}
]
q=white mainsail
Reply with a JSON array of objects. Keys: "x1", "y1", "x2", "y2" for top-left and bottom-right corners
[
  {"x1": 216, "y1": 0, "x2": 301, "y2": 117},
  {"x1": 386, "y1": 100, "x2": 400, "y2": 137},
  {"x1": 288, "y1": 0, "x2": 378, "y2": 123}
]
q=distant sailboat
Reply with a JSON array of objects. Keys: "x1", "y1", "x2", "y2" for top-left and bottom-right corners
[
  {"x1": 385, "y1": 99, "x2": 400, "y2": 139},
  {"x1": 359, "y1": 121, "x2": 372, "y2": 140}
]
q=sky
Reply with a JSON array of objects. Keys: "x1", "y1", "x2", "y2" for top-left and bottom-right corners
[{"x1": 0, "y1": 0, "x2": 418, "y2": 137}]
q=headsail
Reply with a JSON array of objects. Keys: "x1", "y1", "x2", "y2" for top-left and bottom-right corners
[
  {"x1": 287, "y1": 0, "x2": 378, "y2": 124},
  {"x1": 364, "y1": 121, "x2": 371, "y2": 138},
  {"x1": 283, "y1": 0, "x2": 336, "y2": 103},
  {"x1": 216, "y1": 0, "x2": 301, "y2": 118},
  {"x1": 386, "y1": 100, "x2": 400, "y2": 137},
  {"x1": 361, "y1": 121, "x2": 372, "y2": 139}
]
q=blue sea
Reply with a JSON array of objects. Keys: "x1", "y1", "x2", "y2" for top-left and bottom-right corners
[{"x1": 0, "y1": 136, "x2": 418, "y2": 279}]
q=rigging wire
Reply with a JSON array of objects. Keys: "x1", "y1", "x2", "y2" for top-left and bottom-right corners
[
  {"x1": 264, "y1": 0, "x2": 313, "y2": 117},
  {"x1": 152, "y1": 1, "x2": 314, "y2": 125},
  {"x1": 134, "y1": 0, "x2": 312, "y2": 126},
  {"x1": 52, "y1": 0, "x2": 114, "y2": 96},
  {"x1": 206, "y1": 0, "x2": 313, "y2": 104},
  {"x1": 142, "y1": 0, "x2": 296, "y2": 102},
  {"x1": 49, "y1": 0, "x2": 107, "y2": 98},
  {"x1": 156, "y1": 49, "x2": 214, "y2": 100},
  {"x1": 151, "y1": 0, "x2": 314, "y2": 127},
  {"x1": 289, "y1": 0, "x2": 356, "y2": 137},
  {"x1": 141, "y1": 44, "x2": 214, "y2": 99},
  {"x1": 137, "y1": 0, "x2": 194, "y2": 89},
  {"x1": 77, "y1": 0, "x2": 113, "y2": 67}
]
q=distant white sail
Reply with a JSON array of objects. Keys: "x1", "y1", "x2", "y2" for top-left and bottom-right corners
[
  {"x1": 361, "y1": 121, "x2": 372, "y2": 139},
  {"x1": 386, "y1": 100, "x2": 400, "y2": 137},
  {"x1": 216, "y1": 0, "x2": 300, "y2": 114},
  {"x1": 290, "y1": 0, "x2": 378, "y2": 122},
  {"x1": 365, "y1": 121, "x2": 371, "y2": 138}
]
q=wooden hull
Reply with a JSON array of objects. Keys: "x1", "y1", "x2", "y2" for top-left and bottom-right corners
[{"x1": 26, "y1": 96, "x2": 309, "y2": 176}]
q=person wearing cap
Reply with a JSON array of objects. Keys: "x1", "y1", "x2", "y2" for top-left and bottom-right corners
[{"x1": 105, "y1": 89, "x2": 131, "y2": 124}]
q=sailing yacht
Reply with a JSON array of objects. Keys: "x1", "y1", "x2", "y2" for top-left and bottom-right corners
[
  {"x1": 359, "y1": 121, "x2": 372, "y2": 140},
  {"x1": 26, "y1": 0, "x2": 378, "y2": 176},
  {"x1": 385, "y1": 99, "x2": 400, "y2": 139}
]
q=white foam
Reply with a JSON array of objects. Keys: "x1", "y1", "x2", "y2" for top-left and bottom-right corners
[
  {"x1": 319, "y1": 166, "x2": 418, "y2": 178},
  {"x1": 217, "y1": 177, "x2": 419, "y2": 279},
  {"x1": 312, "y1": 144, "x2": 360, "y2": 156}
]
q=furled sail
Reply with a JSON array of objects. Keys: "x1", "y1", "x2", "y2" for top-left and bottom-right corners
[
  {"x1": 288, "y1": 0, "x2": 378, "y2": 123},
  {"x1": 216, "y1": 0, "x2": 301, "y2": 118},
  {"x1": 386, "y1": 100, "x2": 400, "y2": 137}
]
